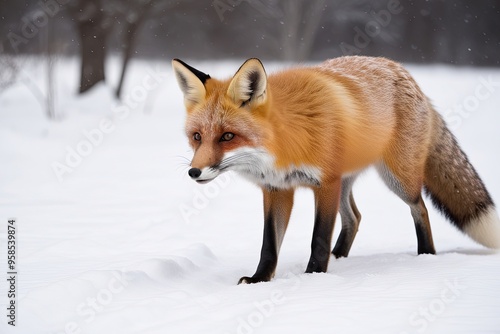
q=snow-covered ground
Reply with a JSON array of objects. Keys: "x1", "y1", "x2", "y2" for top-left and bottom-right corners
[{"x1": 0, "y1": 57, "x2": 499, "y2": 334}]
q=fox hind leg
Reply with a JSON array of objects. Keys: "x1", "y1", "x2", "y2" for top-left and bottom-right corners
[
  {"x1": 376, "y1": 162, "x2": 436, "y2": 255},
  {"x1": 332, "y1": 175, "x2": 361, "y2": 258}
]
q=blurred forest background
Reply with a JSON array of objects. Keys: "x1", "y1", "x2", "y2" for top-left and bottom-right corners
[{"x1": 1, "y1": 0, "x2": 499, "y2": 104}]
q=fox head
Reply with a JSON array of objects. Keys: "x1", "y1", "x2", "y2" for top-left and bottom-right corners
[{"x1": 172, "y1": 58, "x2": 270, "y2": 183}]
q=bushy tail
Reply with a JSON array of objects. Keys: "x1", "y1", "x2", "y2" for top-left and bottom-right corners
[{"x1": 424, "y1": 113, "x2": 500, "y2": 249}]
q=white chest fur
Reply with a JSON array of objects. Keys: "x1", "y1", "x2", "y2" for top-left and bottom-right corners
[{"x1": 221, "y1": 148, "x2": 322, "y2": 189}]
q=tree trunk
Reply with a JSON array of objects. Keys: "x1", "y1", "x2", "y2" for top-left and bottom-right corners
[
  {"x1": 78, "y1": 20, "x2": 107, "y2": 94},
  {"x1": 281, "y1": 0, "x2": 326, "y2": 61},
  {"x1": 45, "y1": 17, "x2": 56, "y2": 119},
  {"x1": 282, "y1": 0, "x2": 301, "y2": 61},
  {"x1": 115, "y1": 19, "x2": 143, "y2": 99},
  {"x1": 71, "y1": 0, "x2": 111, "y2": 94}
]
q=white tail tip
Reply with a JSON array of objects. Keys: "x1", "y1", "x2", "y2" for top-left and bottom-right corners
[{"x1": 464, "y1": 207, "x2": 500, "y2": 249}]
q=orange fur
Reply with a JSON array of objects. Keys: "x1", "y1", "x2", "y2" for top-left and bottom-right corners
[{"x1": 182, "y1": 57, "x2": 404, "y2": 183}]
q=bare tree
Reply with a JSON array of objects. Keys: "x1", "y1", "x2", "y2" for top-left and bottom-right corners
[
  {"x1": 114, "y1": 0, "x2": 171, "y2": 98},
  {"x1": 69, "y1": 0, "x2": 114, "y2": 94},
  {"x1": 0, "y1": 8, "x2": 60, "y2": 120},
  {"x1": 0, "y1": 57, "x2": 19, "y2": 93},
  {"x1": 280, "y1": 0, "x2": 327, "y2": 61},
  {"x1": 0, "y1": 36, "x2": 20, "y2": 93},
  {"x1": 244, "y1": 0, "x2": 327, "y2": 61},
  {"x1": 114, "y1": 0, "x2": 189, "y2": 99},
  {"x1": 114, "y1": 0, "x2": 155, "y2": 99},
  {"x1": 44, "y1": 13, "x2": 57, "y2": 119}
]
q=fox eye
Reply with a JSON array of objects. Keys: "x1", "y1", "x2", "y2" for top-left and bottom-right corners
[
  {"x1": 220, "y1": 132, "x2": 234, "y2": 142},
  {"x1": 193, "y1": 132, "x2": 201, "y2": 141}
]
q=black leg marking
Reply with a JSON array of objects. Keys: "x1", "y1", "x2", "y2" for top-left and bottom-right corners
[
  {"x1": 239, "y1": 189, "x2": 294, "y2": 284},
  {"x1": 306, "y1": 211, "x2": 336, "y2": 273},
  {"x1": 332, "y1": 176, "x2": 361, "y2": 258},
  {"x1": 332, "y1": 230, "x2": 353, "y2": 259},
  {"x1": 238, "y1": 213, "x2": 277, "y2": 284},
  {"x1": 411, "y1": 198, "x2": 436, "y2": 255},
  {"x1": 415, "y1": 223, "x2": 436, "y2": 255},
  {"x1": 376, "y1": 163, "x2": 436, "y2": 255},
  {"x1": 306, "y1": 180, "x2": 341, "y2": 274}
]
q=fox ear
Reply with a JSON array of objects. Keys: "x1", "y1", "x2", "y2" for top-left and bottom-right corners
[
  {"x1": 172, "y1": 59, "x2": 210, "y2": 108},
  {"x1": 227, "y1": 58, "x2": 267, "y2": 108}
]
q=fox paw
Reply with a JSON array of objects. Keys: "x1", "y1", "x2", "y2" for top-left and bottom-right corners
[{"x1": 237, "y1": 276, "x2": 268, "y2": 285}]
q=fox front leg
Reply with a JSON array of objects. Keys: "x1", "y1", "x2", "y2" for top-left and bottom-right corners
[
  {"x1": 238, "y1": 188, "x2": 294, "y2": 284},
  {"x1": 306, "y1": 179, "x2": 341, "y2": 273}
]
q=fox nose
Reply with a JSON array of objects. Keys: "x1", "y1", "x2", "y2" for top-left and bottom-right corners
[{"x1": 188, "y1": 168, "x2": 202, "y2": 179}]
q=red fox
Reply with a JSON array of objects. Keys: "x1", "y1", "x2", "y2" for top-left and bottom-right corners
[{"x1": 172, "y1": 56, "x2": 500, "y2": 284}]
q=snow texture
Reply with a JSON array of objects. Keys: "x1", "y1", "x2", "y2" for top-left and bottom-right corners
[{"x1": 0, "y1": 58, "x2": 499, "y2": 334}]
